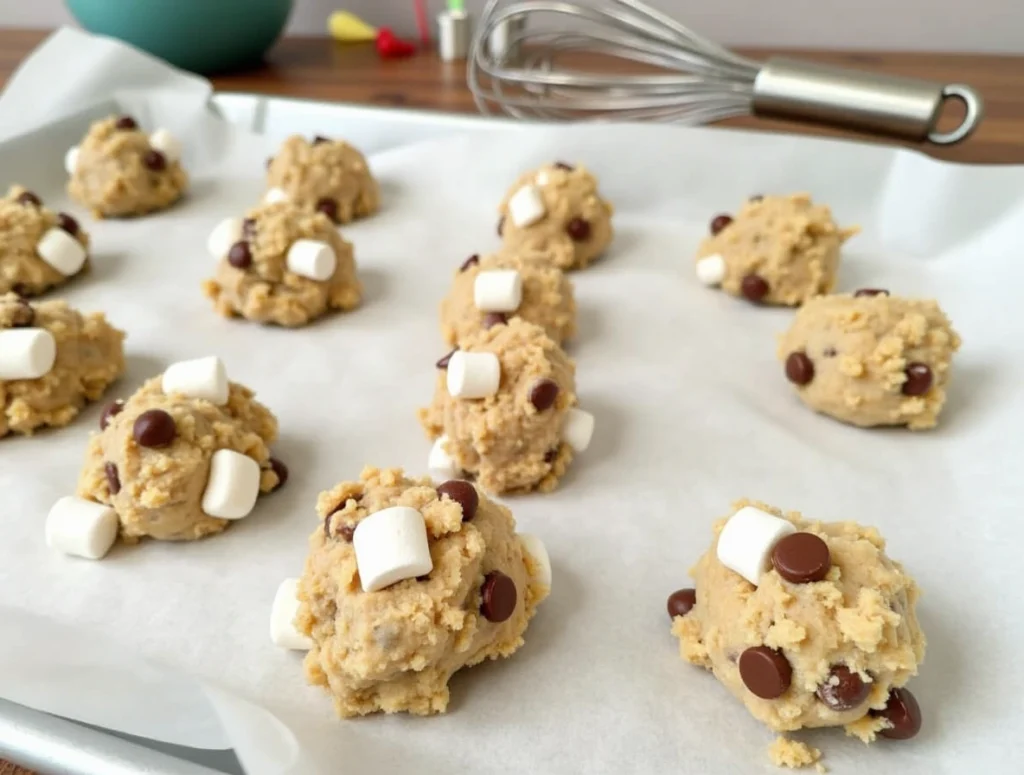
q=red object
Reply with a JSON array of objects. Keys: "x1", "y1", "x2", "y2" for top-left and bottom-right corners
[
  {"x1": 414, "y1": 0, "x2": 431, "y2": 46},
  {"x1": 376, "y1": 27, "x2": 416, "y2": 59}
]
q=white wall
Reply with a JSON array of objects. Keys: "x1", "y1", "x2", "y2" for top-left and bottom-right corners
[{"x1": 2, "y1": 0, "x2": 1023, "y2": 53}]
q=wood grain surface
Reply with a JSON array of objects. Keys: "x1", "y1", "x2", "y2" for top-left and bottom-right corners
[{"x1": 0, "y1": 24, "x2": 1023, "y2": 775}]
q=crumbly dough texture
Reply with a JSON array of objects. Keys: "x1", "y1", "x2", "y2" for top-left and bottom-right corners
[
  {"x1": 499, "y1": 163, "x2": 614, "y2": 271},
  {"x1": 441, "y1": 249, "x2": 577, "y2": 346},
  {"x1": 297, "y1": 466, "x2": 548, "y2": 717},
  {"x1": 1, "y1": 294, "x2": 123, "y2": 438},
  {"x1": 768, "y1": 737, "x2": 824, "y2": 771},
  {"x1": 419, "y1": 318, "x2": 577, "y2": 494},
  {"x1": 77, "y1": 377, "x2": 280, "y2": 542},
  {"x1": 266, "y1": 135, "x2": 379, "y2": 224},
  {"x1": 202, "y1": 201, "x2": 361, "y2": 327},
  {"x1": 778, "y1": 294, "x2": 961, "y2": 429},
  {"x1": 672, "y1": 500, "x2": 925, "y2": 738},
  {"x1": 0, "y1": 186, "x2": 91, "y2": 296},
  {"x1": 697, "y1": 194, "x2": 858, "y2": 306},
  {"x1": 68, "y1": 116, "x2": 188, "y2": 218}
]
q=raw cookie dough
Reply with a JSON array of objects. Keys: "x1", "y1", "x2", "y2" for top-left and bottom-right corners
[
  {"x1": 265, "y1": 134, "x2": 379, "y2": 224},
  {"x1": 695, "y1": 194, "x2": 858, "y2": 306},
  {"x1": 68, "y1": 115, "x2": 188, "y2": 218},
  {"x1": 202, "y1": 201, "x2": 361, "y2": 327},
  {"x1": 0, "y1": 294, "x2": 123, "y2": 438},
  {"x1": 296, "y1": 466, "x2": 549, "y2": 716},
  {"x1": 419, "y1": 318, "x2": 587, "y2": 494},
  {"x1": 670, "y1": 500, "x2": 925, "y2": 750},
  {"x1": 440, "y1": 248, "x2": 577, "y2": 347},
  {"x1": 0, "y1": 185, "x2": 90, "y2": 296},
  {"x1": 778, "y1": 291, "x2": 961, "y2": 429},
  {"x1": 767, "y1": 738, "x2": 823, "y2": 770},
  {"x1": 77, "y1": 359, "x2": 283, "y2": 542},
  {"x1": 498, "y1": 161, "x2": 614, "y2": 271}
]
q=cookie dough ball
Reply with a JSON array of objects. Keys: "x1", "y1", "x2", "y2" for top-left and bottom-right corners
[
  {"x1": 0, "y1": 294, "x2": 124, "y2": 438},
  {"x1": 498, "y1": 161, "x2": 613, "y2": 271},
  {"x1": 75, "y1": 357, "x2": 283, "y2": 543},
  {"x1": 440, "y1": 249, "x2": 577, "y2": 347},
  {"x1": 670, "y1": 500, "x2": 925, "y2": 744},
  {"x1": 778, "y1": 291, "x2": 961, "y2": 430},
  {"x1": 419, "y1": 318, "x2": 595, "y2": 494},
  {"x1": 294, "y1": 466, "x2": 549, "y2": 716},
  {"x1": 202, "y1": 201, "x2": 361, "y2": 327},
  {"x1": 0, "y1": 186, "x2": 90, "y2": 297},
  {"x1": 265, "y1": 135, "x2": 379, "y2": 224},
  {"x1": 695, "y1": 194, "x2": 857, "y2": 306}
]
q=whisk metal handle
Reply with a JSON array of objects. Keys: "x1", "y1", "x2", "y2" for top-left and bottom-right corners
[{"x1": 752, "y1": 57, "x2": 983, "y2": 145}]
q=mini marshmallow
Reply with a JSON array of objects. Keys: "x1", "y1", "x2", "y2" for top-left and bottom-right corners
[
  {"x1": 36, "y1": 228, "x2": 87, "y2": 276},
  {"x1": 264, "y1": 187, "x2": 289, "y2": 204},
  {"x1": 561, "y1": 407, "x2": 595, "y2": 452},
  {"x1": 353, "y1": 506, "x2": 433, "y2": 592},
  {"x1": 270, "y1": 578, "x2": 313, "y2": 650},
  {"x1": 201, "y1": 449, "x2": 262, "y2": 520},
  {"x1": 45, "y1": 496, "x2": 118, "y2": 560},
  {"x1": 0, "y1": 328, "x2": 57, "y2": 381},
  {"x1": 716, "y1": 505, "x2": 797, "y2": 586},
  {"x1": 148, "y1": 128, "x2": 182, "y2": 163},
  {"x1": 428, "y1": 436, "x2": 459, "y2": 480},
  {"x1": 519, "y1": 533, "x2": 552, "y2": 590},
  {"x1": 162, "y1": 355, "x2": 229, "y2": 405},
  {"x1": 446, "y1": 351, "x2": 501, "y2": 399},
  {"x1": 696, "y1": 254, "x2": 727, "y2": 286},
  {"x1": 508, "y1": 184, "x2": 546, "y2": 228},
  {"x1": 535, "y1": 169, "x2": 552, "y2": 186},
  {"x1": 474, "y1": 270, "x2": 522, "y2": 313},
  {"x1": 64, "y1": 146, "x2": 80, "y2": 175},
  {"x1": 207, "y1": 217, "x2": 242, "y2": 259},
  {"x1": 286, "y1": 239, "x2": 337, "y2": 281}
]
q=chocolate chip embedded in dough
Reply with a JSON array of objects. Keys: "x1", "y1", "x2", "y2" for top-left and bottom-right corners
[
  {"x1": 313, "y1": 135, "x2": 330, "y2": 145},
  {"x1": 99, "y1": 400, "x2": 125, "y2": 430},
  {"x1": 566, "y1": 217, "x2": 591, "y2": 241},
  {"x1": 823, "y1": 347, "x2": 837, "y2": 358},
  {"x1": 436, "y1": 349, "x2": 457, "y2": 369},
  {"x1": 874, "y1": 687, "x2": 922, "y2": 739},
  {"x1": 749, "y1": 194, "x2": 764, "y2": 202},
  {"x1": 269, "y1": 457, "x2": 288, "y2": 491},
  {"x1": 554, "y1": 161, "x2": 574, "y2": 171},
  {"x1": 227, "y1": 241, "x2": 252, "y2": 269},
  {"x1": 8, "y1": 300, "x2": 34, "y2": 328},
  {"x1": 104, "y1": 462, "x2": 121, "y2": 495},
  {"x1": 497, "y1": 216, "x2": 505, "y2": 236},
  {"x1": 666, "y1": 588, "x2": 697, "y2": 619},
  {"x1": 16, "y1": 191, "x2": 41, "y2": 207},
  {"x1": 132, "y1": 409, "x2": 176, "y2": 448},
  {"x1": 544, "y1": 447, "x2": 558, "y2": 463},
  {"x1": 315, "y1": 197, "x2": 339, "y2": 222},
  {"x1": 785, "y1": 352, "x2": 815, "y2": 386},
  {"x1": 56, "y1": 213, "x2": 80, "y2": 236},
  {"x1": 740, "y1": 274, "x2": 769, "y2": 303},
  {"x1": 241, "y1": 217, "x2": 256, "y2": 238},
  {"x1": 460, "y1": 254, "x2": 480, "y2": 272},
  {"x1": 115, "y1": 116, "x2": 138, "y2": 130},
  {"x1": 772, "y1": 532, "x2": 831, "y2": 584},
  {"x1": 816, "y1": 665, "x2": 871, "y2": 711},
  {"x1": 480, "y1": 571, "x2": 517, "y2": 622},
  {"x1": 339, "y1": 524, "x2": 355, "y2": 542},
  {"x1": 529, "y1": 378, "x2": 559, "y2": 411},
  {"x1": 436, "y1": 480, "x2": 479, "y2": 522},
  {"x1": 710, "y1": 214, "x2": 733, "y2": 235},
  {"x1": 901, "y1": 363, "x2": 933, "y2": 396},
  {"x1": 143, "y1": 150, "x2": 167, "y2": 171},
  {"x1": 483, "y1": 312, "x2": 507, "y2": 329},
  {"x1": 738, "y1": 646, "x2": 792, "y2": 699},
  {"x1": 854, "y1": 288, "x2": 889, "y2": 298}
]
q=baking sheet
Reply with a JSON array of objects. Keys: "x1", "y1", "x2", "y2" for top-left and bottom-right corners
[{"x1": 1, "y1": 28, "x2": 1023, "y2": 775}]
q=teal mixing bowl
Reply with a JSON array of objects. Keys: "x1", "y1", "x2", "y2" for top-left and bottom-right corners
[{"x1": 65, "y1": 0, "x2": 293, "y2": 75}]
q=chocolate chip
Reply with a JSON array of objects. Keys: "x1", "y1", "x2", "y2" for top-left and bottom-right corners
[
  {"x1": 143, "y1": 150, "x2": 167, "y2": 171},
  {"x1": 483, "y1": 312, "x2": 507, "y2": 329},
  {"x1": 902, "y1": 363, "x2": 933, "y2": 396},
  {"x1": 554, "y1": 161, "x2": 574, "y2": 170},
  {"x1": 104, "y1": 462, "x2": 121, "y2": 495},
  {"x1": 8, "y1": 300, "x2": 34, "y2": 328},
  {"x1": 854, "y1": 288, "x2": 889, "y2": 297},
  {"x1": 666, "y1": 588, "x2": 697, "y2": 619},
  {"x1": 772, "y1": 532, "x2": 831, "y2": 584},
  {"x1": 56, "y1": 212, "x2": 79, "y2": 236},
  {"x1": 437, "y1": 480, "x2": 479, "y2": 521},
  {"x1": 710, "y1": 214, "x2": 733, "y2": 235},
  {"x1": 11, "y1": 284, "x2": 28, "y2": 298},
  {"x1": 544, "y1": 447, "x2": 558, "y2": 463},
  {"x1": 740, "y1": 274, "x2": 769, "y2": 303},
  {"x1": 313, "y1": 135, "x2": 330, "y2": 145},
  {"x1": 115, "y1": 116, "x2": 138, "y2": 130},
  {"x1": 738, "y1": 646, "x2": 792, "y2": 699},
  {"x1": 416, "y1": 573, "x2": 431, "y2": 582},
  {"x1": 816, "y1": 665, "x2": 871, "y2": 711},
  {"x1": 497, "y1": 216, "x2": 505, "y2": 236},
  {"x1": 132, "y1": 409, "x2": 176, "y2": 448},
  {"x1": 16, "y1": 191, "x2": 41, "y2": 207},
  {"x1": 339, "y1": 524, "x2": 355, "y2": 542},
  {"x1": 566, "y1": 217, "x2": 591, "y2": 241},
  {"x1": 529, "y1": 379, "x2": 559, "y2": 411},
  {"x1": 823, "y1": 347, "x2": 837, "y2": 358},
  {"x1": 227, "y1": 241, "x2": 252, "y2": 269},
  {"x1": 873, "y1": 687, "x2": 922, "y2": 740},
  {"x1": 315, "y1": 197, "x2": 339, "y2": 222},
  {"x1": 241, "y1": 217, "x2": 256, "y2": 238},
  {"x1": 265, "y1": 157, "x2": 274, "y2": 169},
  {"x1": 785, "y1": 352, "x2": 815, "y2": 386},
  {"x1": 436, "y1": 348, "x2": 457, "y2": 369},
  {"x1": 749, "y1": 194, "x2": 764, "y2": 202},
  {"x1": 460, "y1": 254, "x2": 480, "y2": 272},
  {"x1": 480, "y1": 571, "x2": 517, "y2": 622},
  {"x1": 99, "y1": 400, "x2": 124, "y2": 430},
  {"x1": 269, "y1": 457, "x2": 288, "y2": 491}
]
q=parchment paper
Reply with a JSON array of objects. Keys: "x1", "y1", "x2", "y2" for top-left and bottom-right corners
[{"x1": 1, "y1": 29, "x2": 1022, "y2": 775}]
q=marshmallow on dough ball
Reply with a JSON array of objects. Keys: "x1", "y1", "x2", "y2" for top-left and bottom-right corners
[
  {"x1": 64, "y1": 146, "x2": 80, "y2": 175},
  {"x1": 270, "y1": 578, "x2": 313, "y2": 650},
  {"x1": 36, "y1": 228, "x2": 87, "y2": 276},
  {"x1": 446, "y1": 351, "x2": 500, "y2": 399},
  {"x1": 519, "y1": 533, "x2": 552, "y2": 589},
  {"x1": 162, "y1": 356, "x2": 229, "y2": 405},
  {"x1": 207, "y1": 218, "x2": 242, "y2": 259},
  {"x1": 428, "y1": 435, "x2": 459, "y2": 480},
  {"x1": 0, "y1": 328, "x2": 57, "y2": 380},
  {"x1": 561, "y1": 407, "x2": 595, "y2": 452},
  {"x1": 264, "y1": 187, "x2": 288, "y2": 204},
  {"x1": 148, "y1": 128, "x2": 182, "y2": 163},
  {"x1": 508, "y1": 184, "x2": 546, "y2": 228},
  {"x1": 353, "y1": 506, "x2": 433, "y2": 592},
  {"x1": 45, "y1": 496, "x2": 119, "y2": 560},
  {"x1": 696, "y1": 254, "x2": 726, "y2": 286},
  {"x1": 474, "y1": 270, "x2": 522, "y2": 313},
  {"x1": 286, "y1": 239, "x2": 337, "y2": 281},
  {"x1": 716, "y1": 505, "x2": 796, "y2": 586},
  {"x1": 201, "y1": 449, "x2": 262, "y2": 520}
]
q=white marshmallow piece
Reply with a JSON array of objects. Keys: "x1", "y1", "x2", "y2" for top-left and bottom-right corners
[
  {"x1": 353, "y1": 506, "x2": 433, "y2": 592},
  {"x1": 446, "y1": 351, "x2": 500, "y2": 399},
  {"x1": 36, "y1": 228, "x2": 87, "y2": 276},
  {"x1": 716, "y1": 506, "x2": 797, "y2": 586},
  {"x1": 286, "y1": 239, "x2": 337, "y2": 281},
  {"x1": 264, "y1": 187, "x2": 288, "y2": 204},
  {"x1": 45, "y1": 496, "x2": 118, "y2": 560},
  {"x1": 535, "y1": 169, "x2": 552, "y2": 186},
  {"x1": 474, "y1": 270, "x2": 522, "y2": 313},
  {"x1": 270, "y1": 578, "x2": 313, "y2": 650},
  {"x1": 519, "y1": 533, "x2": 552, "y2": 590},
  {"x1": 0, "y1": 328, "x2": 57, "y2": 381},
  {"x1": 207, "y1": 217, "x2": 242, "y2": 259},
  {"x1": 201, "y1": 449, "x2": 262, "y2": 520},
  {"x1": 64, "y1": 146, "x2": 80, "y2": 175},
  {"x1": 162, "y1": 355, "x2": 229, "y2": 405},
  {"x1": 148, "y1": 128, "x2": 182, "y2": 163},
  {"x1": 508, "y1": 184, "x2": 546, "y2": 228},
  {"x1": 561, "y1": 407, "x2": 595, "y2": 452},
  {"x1": 696, "y1": 254, "x2": 727, "y2": 286},
  {"x1": 428, "y1": 436, "x2": 459, "y2": 480}
]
